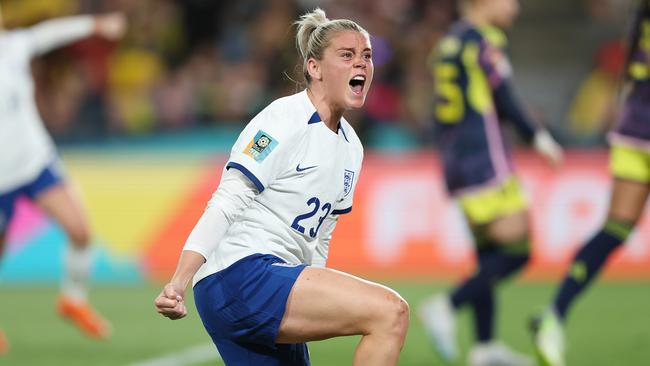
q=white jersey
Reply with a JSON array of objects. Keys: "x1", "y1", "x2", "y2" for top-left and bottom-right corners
[
  {"x1": 0, "y1": 17, "x2": 94, "y2": 193},
  {"x1": 193, "y1": 90, "x2": 363, "y2": 283}
]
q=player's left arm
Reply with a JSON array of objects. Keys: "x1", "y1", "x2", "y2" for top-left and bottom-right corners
[
  {"x1": 481, "y1": 42, "x2": 563, "y2": 165},
  {"x1": 479, "y1": 40, "x2": 538, "y2": 141},
  {"x1": 493, "y1": 77, "x2": 564, "y2": 166},
  {"x1": 493, "y1": 80, "x2": 537, "y2": 141},
  {"x1": 26, "y1": 12, "x2": 126, "y2": 56},
  {"x1": 312, "y1": 215, "x2": 339, "y2": 267}
]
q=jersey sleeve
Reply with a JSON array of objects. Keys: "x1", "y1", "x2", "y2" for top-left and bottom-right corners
[
  {"x1": 22, "y1": 16, "x2": 95, "y2": 57},
  {"x1": 478, "y1": 37, "x2": 539, "y2": 141},
  {"x1": 493, "y1": 81, "x2": 537, "y2": 141},
  {"x1": 183, "y1": 168, "x2": 257, "y2": 259},
  {"x1": 478, "y1": 39, "x2": 512, "y2": 90},
  {"x1": 225, "y1": 107, "x2": 298, "y2": 192},
  {"x1": 5, "y1": 31, "x2": 36, "y2": 62}
]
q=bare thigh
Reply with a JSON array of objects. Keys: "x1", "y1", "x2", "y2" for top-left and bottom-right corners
[
  {"x1": 276, "y1": 266, "x2": 408, "y2": 343},
  {"x1": 482, "y1": 209, "x2": 529, "y2": 245},
  {"x1": 608, "y1": 179, "x2": 650, "y2": 223},
  {"x1": 35, "y1": 183, "x2": 91, "y2": 247},
  {"x1": 0, "y1": 231, "x2": 5, "y2": 260}
]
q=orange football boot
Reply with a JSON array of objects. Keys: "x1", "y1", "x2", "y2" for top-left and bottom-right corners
[
  {"x1": 58, "y1": 296, "x2": 111, "y2": 339},
  {"x1": 0, "y1": 329, "x2": 8, "y2": 354}
]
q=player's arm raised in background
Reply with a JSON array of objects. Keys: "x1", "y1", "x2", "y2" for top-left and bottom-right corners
[
  {"x1": 155, "y1": 169, "x2": 258, "y2": 320},
  {"x1": 25, "y1": 12, "x2": 125, "y2": 57}
]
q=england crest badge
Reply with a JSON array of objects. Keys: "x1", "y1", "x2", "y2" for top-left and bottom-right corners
[{"x1": 343, "y1": 169, "x2": 355, "y2": 197}]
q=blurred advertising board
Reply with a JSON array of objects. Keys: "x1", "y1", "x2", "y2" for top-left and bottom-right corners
[{"x1": 4, "y1": 150, "x2": 649, "y2": 283}]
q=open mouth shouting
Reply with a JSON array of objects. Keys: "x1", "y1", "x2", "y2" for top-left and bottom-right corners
[{"x1": 349, "y1": 74, "x2": 366, "y2": 96}]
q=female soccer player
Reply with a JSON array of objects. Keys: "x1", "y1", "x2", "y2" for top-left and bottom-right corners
[
  {"x1": 154, "y1": 8, "x2": 409, "y2": 366},
  {"x1": 418, "y1": 0, "x2": 563, "y2": 365},
  {"x1": 0, "y1": 11, "x2": 126, "y2": 348},
  {"x1": 534, "y1": 1, "x2": 650, "y2": 365}
]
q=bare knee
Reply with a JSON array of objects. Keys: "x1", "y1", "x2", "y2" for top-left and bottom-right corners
[
  {"x1": 371, "y1": 291, "x2": 410, "y2": 342},
  {"x1": 392, "y1": 296, "x2": 410, "y2": 342},
  {"x1": 67, "y1": 225, "x2": 91, "y2": 248}
]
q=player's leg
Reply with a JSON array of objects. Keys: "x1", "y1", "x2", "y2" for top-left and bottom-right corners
[
  {"x1": 0, "y1": 190, "x2": 18, "y2": 354},
  {"x1": 453, "y1": 179, "x2": 532, "y2": 365},
  {"x1": 552, "y1": 178, "x2": 648, "y2": 321},
  {"x1": 534, "y1": 145, "x2": 650, "y2": 366},
  {"x1": 275, "y1": 267, "x2": 409, "y2": 366},
  {"x1": 553, "y1": 144, "x2": 650, "y2": 321},
  {"x1": 0, "y1": 231, "x2": 5, "y2": 261},
  {"x1": 419, "y1": 178, "x2": 531, "y2": 363},
  {"x1": 418, "y1": 240, "x2": 504, "y2": 363},
  {"x1": 534, "y1": 185, "x2": 645, "y2": 366},
  {"x1": 466, "y1": 211, "x2": 533, "y2": 366},
  {"x1": 193, "y1": 254, "x2": 408, "y2": 366},
  {"x1": 0, "y1": 190, "x2": 15, "y2": 261},
  {"x1": 458, "y1": 211, "x2": 529, "y2": 312},
  {"x1": 35, "y1": 182, "x2": 93, "y2": 295},
  {"x1": 0, "y1": 230, "x2": 7, "y2": 355},
  {"x1": 0, "y1": 326, "x2": 6, "y2": 355},
  {"x1": 458, "y1": 178, "x2": 532, "y2": 308},
  {"x1": 210, "y1": 337, "x2": 310, "y2": 366},
  {"x1": 31, "y1": 166, "x2": 110, "y2": 339}
]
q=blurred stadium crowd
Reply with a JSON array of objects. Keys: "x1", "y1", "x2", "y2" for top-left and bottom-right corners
[{"x1": 0, "y1": 0, "x2": 632, "y2": 146}]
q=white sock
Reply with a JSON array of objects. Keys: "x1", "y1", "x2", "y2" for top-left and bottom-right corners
[{"x1": 61, "y1": 245, "x2": 94, "y2": 303}]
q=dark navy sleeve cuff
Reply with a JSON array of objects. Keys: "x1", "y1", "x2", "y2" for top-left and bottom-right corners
[
  {"x1": 332, "y1": 206, "x2": 352, "y2": 215},
  {"x1": 226, "y1": 162, "x2": 265, "y2": 193}
]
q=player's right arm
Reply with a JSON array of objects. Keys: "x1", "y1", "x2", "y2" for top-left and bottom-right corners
[
  {"x1": 155, "y1": 169, "x2": 258, "y2": 320},
  {"x1": 155, "y1": 103, "x2": 298, "y2": 320},
  {"x1": 25, "y1": 12, "x2": 125, "y2": 57}
]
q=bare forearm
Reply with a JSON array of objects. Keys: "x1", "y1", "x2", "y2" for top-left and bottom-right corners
[{"x1": 170, "y1": 250, "x2": 206, "y2": 290}]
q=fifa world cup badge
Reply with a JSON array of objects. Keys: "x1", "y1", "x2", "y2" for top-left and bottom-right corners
[
  {"x1": 244, "y1": 130, "x2": 278, "y2": 162},
  {"x1": 343, "y1": 169, "x2": 355, "y2": 197}
]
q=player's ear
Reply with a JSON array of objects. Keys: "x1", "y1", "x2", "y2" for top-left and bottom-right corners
[{"x1": 307, "y1": 58, "x2": 322, "y2": 81}]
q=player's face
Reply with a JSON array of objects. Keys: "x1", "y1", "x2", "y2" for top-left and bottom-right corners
[
  {"x1": 319, "y1": 30, "x2": 374, "y2": 110},
  {"x1": 489, "y1": 0, "x2": 519, "y2": 29}
]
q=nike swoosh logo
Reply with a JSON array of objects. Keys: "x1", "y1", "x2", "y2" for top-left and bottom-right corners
[{"x1": 296, "y1": 164, "x2": 318, "y2": 172}]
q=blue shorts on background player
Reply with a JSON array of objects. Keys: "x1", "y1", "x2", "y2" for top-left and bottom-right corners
[{"x1": 0, "y1": 12, "x2": 127, "y2": 348}]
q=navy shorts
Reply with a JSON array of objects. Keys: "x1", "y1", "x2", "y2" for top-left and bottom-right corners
[
  {"x1": 193, "y1": 253, "x2": 309, "y2": 366},
  {"x1": 0, "y1": 160, "x2": 64, "y2": 232}
]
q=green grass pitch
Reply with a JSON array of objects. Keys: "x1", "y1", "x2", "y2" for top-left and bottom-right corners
[{"x1": 1, "y1": 281, "x2": 648, "y2": 365}]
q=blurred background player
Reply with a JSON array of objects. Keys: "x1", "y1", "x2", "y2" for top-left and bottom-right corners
[
  {"x1": 533, "y1": 1, "x2": 650, "y2": 365},
  {"x1": 0, "y1": 8, "x2": 126, "y2": 348},
  {"x1": 154, "y1": 8, "x2": 409, "y2": 366},
  {"x1": 418, "y1": 0, "x2": 563, "y2": 365}
]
